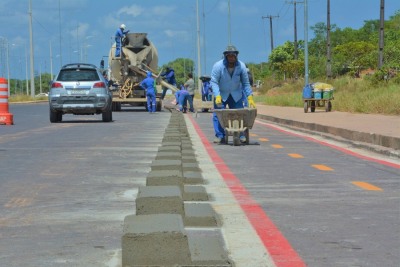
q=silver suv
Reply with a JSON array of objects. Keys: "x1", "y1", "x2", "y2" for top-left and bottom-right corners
[{"x1": 49, "y1": 63, "x2": 113, "y2": 123}]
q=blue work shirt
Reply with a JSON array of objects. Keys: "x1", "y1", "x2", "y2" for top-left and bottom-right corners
[
  {"x1": 202, "y1": 81, "x2": 211, "y2": 95},
  {"x1": 115, "y1": 28, "x2": 129, "y2": 43},
  {"x1": 210, "y1": 58, "x2": 252, "y2": 102},
  {"x1": 140, "y1": 77, "x2": 156, "y2": 94},
  {"x1": 161, "y1": 69, "x2": 176, "y2": 85}
]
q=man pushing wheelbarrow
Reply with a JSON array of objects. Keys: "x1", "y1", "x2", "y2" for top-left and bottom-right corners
[{"x1": 211, "y1": 45, "x2": 257, "y2": 145}]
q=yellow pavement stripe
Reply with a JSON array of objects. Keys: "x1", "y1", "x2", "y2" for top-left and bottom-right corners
[
  {"x1": 288, "y1": 153, "x2": 304, "y2": 158},
  {"x1": 272, "y1": 144, "x2": 283, "y2": 148},
  {"x1": 352, "y1": 181, "x2": 383, "y2": 191},
  {"x1": 312, "y1": 164, "x2": 333, "y2": 171},
  {"x1": 4, "y1": 198, "x2": 33, "y2": 208},
  {"x1": 259, "y1": 138, "x2": 269, "y2": 142},
  {"x1": 250, "y1": 133, "x2": 258, "y2": 137}
]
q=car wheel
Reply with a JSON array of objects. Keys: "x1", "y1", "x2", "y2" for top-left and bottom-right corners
[
  {"x1": 50, "y1": 108, "x2": 61, "y2": 123},
  {"x1": 102, "y1": 109, "x2": 112, "y2": 122}
]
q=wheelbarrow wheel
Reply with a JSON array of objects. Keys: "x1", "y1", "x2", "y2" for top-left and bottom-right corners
[
  {"x1": 244, "y1": 129, "x2": 250, "y2": 145},
  {"x1": 311, "y1": 100, "x2": 316, "y2": 112},
  {"x1": 303, "y1": 101, "x2": 308, "y2": 113},
  {"x1": 233, "y1": 132, "x2": 240, "y2": 146},
  {"x1": 224, "y1": 134, "x2": 229, "y2": 144}
]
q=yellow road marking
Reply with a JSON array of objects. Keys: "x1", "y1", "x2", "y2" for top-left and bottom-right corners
[
  {"x1": 272, "y1": 144, "x2": 283, "y2": 148},
  {"x1": 4, "y1": 198, "x2": 33, "y2": 208},
  {"x1": 259, "y1": 138, "x2": 269, "y2": 142},
  {"x1": 352, "y1": 181, "x2": 383, "y2": 191},
  {"x1": 250, "y1": 133, "x2": 258, "y2": 137},
  {"x1": 288, "y1": 153, "x2": 304, "y2": 158},
  {"x1": 312, "y1": 164, "x2": 333, "y2": 171}
]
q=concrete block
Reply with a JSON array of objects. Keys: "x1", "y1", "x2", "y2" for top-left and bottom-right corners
[
  {"x1": 184, "y1": 203, "x2": 218, "y2": 227},
  {"x1": 151, "y1": 159, "x2": 182, "y2": 171},
  {"x1": 158, "y1": 146, "x2": 181, "y2": 152},
  {"x1": 187, "y1": 229, "x2": 233, "y2": 267},
  {"x1": 146, "y1": 176, "x2": 183, "y2": 189},
  {"x1": 182, "y1": 149, "x2": 196, "y2": 157},
  {"x1": 136, "y1": 186, "x2": 184, "y2": 215},
  {"x1": 182, "y1": 162, "x2": 201, "y2": 172},
  {"x1": 147, "y1": 169, "x2": 183, "y2": 179},
  {"x1": 122, "y1": 214, "x2": 192, "y2": 266},
  {"x1": 155, "y1": 151, "x2": 182, "y2": 160},
  {"x1": 161, "y1": 141, "x2": 182, "y2": 147},
  {"x1": 183, "y1": 185, "x2": 209, "y2": 201},
  {"x1": 182, "y1": 155, "x2": 197, "y2": 163},
  {"x1": 184, "y1": 171, "x2": 204, "y2": 184}
]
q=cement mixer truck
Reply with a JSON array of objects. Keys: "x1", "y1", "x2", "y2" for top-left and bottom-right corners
[{"x1": 108, "y1": 33, "x2": 178, "y2": 111}]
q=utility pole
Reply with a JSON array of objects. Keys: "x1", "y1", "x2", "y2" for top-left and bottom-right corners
[
  {"x1": 262, "y1": 15, "x2": 279, "y2": 52},
  {"x1": 378, "y1": 0, "x2": 384, "y2": 68},
  {"x1": 228, "y1": 0, "x2": 232, "y2": 45},
  {"x1": 326, "y1": 0, "x2": 332, "y2": 79},
  {"x1": 28, "y1": 0, "x2": 35, "y2": 97},
  {"x1": 304, "y1": 0, "x2": 309, "y2": 85},
  {"x1": 196, "y1": 0, "x2": 202, "y2": 94},
  {"x1": 286, "y1": 1, "x2": 303, "y2": 60}
]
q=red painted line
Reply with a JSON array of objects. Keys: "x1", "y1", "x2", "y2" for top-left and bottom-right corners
[
  {"x1": 256, "y1": 120, "x2": 400, "y2": 169},
  {"x1": 188, "y1": 115, "x2": 306, "y2": 267}
]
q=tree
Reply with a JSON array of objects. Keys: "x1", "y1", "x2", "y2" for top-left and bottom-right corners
[
  {"x1": 159, "y1": 58, "x2": 194, "y2": 86},
  {"x1": 334, "y1": 41, "x2": 376, "y2": 76}
]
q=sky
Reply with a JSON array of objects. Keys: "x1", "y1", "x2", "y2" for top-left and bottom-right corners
[{"x1": 0, "y1": 0, "x2": 399, "y2": 80}]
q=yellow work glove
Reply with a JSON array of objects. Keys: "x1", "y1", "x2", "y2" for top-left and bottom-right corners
[
  {"x1": 215, "y1": 95, "x2": 222, "y2": 106},
  {"x1": 247, "y1": 95, "x2": 256, "y2": 108}
]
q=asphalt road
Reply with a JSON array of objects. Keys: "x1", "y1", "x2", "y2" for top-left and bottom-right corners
[
  {"x1": 189, "y1": 111, "x2": 400, "y2": 267},
  {"x1": 0, "y1": 102, "x2": 399, "y2": 267}
]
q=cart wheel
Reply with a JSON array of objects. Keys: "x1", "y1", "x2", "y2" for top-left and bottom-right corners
[
  {"x1": 328, "y1": 101, "x2": 332, "y2": 112},
  {"x1": 311, "y1": 100, "x2": 316, "y2": 112},
  {"x1": 224, "y1": 130, "x2": 229, "y2": 144},
  {"x1": 233, "y1": 132, "x2": 240, "y2": 146},
  {"x1": 244, "y1": 129, "x2": 250, "y2": 145},
  {"x1": 325, "y1": 101, "x2": 330, "y2": 112},
  {"x1": 303, "y1": 101, "x2": 308, "y2": 113}
]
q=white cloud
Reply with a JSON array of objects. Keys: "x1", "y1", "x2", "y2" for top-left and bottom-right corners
[
  {"x1": 164, "y1": 29, "x2": 188, "y2": 39},
  {"x1": 152, "y1": 6, "x2": 176, "y2": 16},
  {"x1": 117, "y1": 5, "x2": 144, "y2": 17}
]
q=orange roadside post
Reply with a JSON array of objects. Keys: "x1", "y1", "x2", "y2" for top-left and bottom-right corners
[{"x1": 0, "y1": 77, "x2": 14, "y2": 125}]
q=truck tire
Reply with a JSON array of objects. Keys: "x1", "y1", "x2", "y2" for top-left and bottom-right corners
[{"x1": 156, "y1": 101, "x2": 162, "y2": 111}]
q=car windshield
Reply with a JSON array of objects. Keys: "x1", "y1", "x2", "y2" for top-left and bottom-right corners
[{"x1": 57, "y1": 69, "x2": 99, "y2": 82}]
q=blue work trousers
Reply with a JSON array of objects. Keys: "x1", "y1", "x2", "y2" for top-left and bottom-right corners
[
  {"x1": 146, "y1": 90, "x2": 157, "y2": 112},
  {"x1": 178, "y1": 93, "x2": 189, "y2": 112},
  {"x1": 115, "y1": 39, "x2": 121, "y2": 57},
  {"x1": 212, "y1": 95, "x2": 244, "y2": 138}
]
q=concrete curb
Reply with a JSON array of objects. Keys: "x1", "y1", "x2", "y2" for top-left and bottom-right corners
[{"x1": 121, "y1": 109, "x2": 233, "y2": 267}]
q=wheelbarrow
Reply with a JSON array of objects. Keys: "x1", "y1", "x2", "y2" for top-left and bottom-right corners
[{"x1": 214, "y1": 108, "x2": 257, "y2": 146}]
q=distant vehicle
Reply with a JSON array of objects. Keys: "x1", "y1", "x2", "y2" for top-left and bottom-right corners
[
  {"x1": 48, "y1": 63, "x2": 113, "y2": 123},
  {"x1": 35, "y1": 93, "x2": 48, "y2": 97}
]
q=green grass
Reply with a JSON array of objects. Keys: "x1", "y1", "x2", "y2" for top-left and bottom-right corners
[
  {"x1": 9, "y1": 94, "x2": 47, "y2": 102},
  {"x1": 254, "y1": 77, "x2": 400, "y2": 115}
]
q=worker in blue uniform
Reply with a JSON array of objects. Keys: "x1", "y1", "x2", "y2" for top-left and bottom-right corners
[
  {"x1": 160, "y1": 67, "x2": 177, "y2": 100},
  {"x1": 200, "y1": 77, "x2": 212, "y2": 101},
  {"x1": 177, "y1": 87, "x2": 190, "y2": 113},
  {"x1": 210, "y1": 45, "x2": 256, "y2": 144},
  {"x1": 140, "y1": 71, "x2": 157, "y2": 113},
  {"x1": 115, "y1": 24, "x2": 129, "y2": 58}
]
